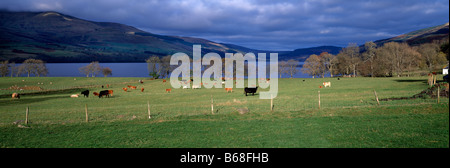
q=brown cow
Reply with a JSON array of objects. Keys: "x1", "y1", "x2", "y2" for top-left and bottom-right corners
[
  {"x1": 12, "y1": 93, "x2": 20, "y2": 99},
  {"x1": 123, "y1": 88, "x2": 128, "y2": 92},
  {"x1": 108, "y1": 90, "x2": 114, "y2": 96},
  {"x1": 93, "y1": 92, "x2": 100, "y2": 96},
  {"x1": 166, "y1": 88, "x2": 172, "y2": 93},
  {"x1": 141, "y1": 88, "x2": 145, "y2": 92},
  {"x1": 130, "y1": 86, "x2": 137, "y2": 90},
  {"x1": 225, "y1": 88, "x2": 233, "y2": 93},
  {"x1": 163, "y1": 79, "x2": 167, "y2": 83}
]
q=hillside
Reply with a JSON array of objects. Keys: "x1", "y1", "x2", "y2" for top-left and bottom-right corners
[
  {"x1": 375, "y1": 22, "x2": 449, "y2": 46},
  {"x1": 0, "y1": 11, "x2": 259, "y2": 63}
]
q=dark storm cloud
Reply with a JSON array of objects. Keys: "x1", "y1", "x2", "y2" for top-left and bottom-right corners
[{"x1": 0, "y1": 0, "x2": 448, "y2": 50}]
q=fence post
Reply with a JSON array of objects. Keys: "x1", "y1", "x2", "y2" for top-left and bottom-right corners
[
  {"x1": 148, "y1": 101, "x2": 151, "y2": 119},
  {"x1": 25, "y1": 106, "x2": 29, "y2": 124},
  {"x1": 270, "y1": 94, "x2": 274, "y2": 112},
  {"x1": 318, "y1": 91, "x2": 321, "y2": 109},
  {"x1": 85, "y1": 104, "x2": 89, "y2": 122},
  {"x1": 373, "y1": 90, "x2": 380, "y2": 106},
  {"x1": 211, "y1": 95, "x2": 214, "y2": 114}
]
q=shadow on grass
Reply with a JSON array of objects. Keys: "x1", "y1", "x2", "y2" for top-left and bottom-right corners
[{"x1": 393, "y1": 79, "x2": 426, "y2": 83}]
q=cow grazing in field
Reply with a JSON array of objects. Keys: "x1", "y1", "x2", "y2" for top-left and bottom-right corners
[
  {"x1": 99, "y1": 90, "x2": 110, "y2": 98},
  {"x1": 244, "y1": 87, "x2": 258, "y2": 96},
  {"x1": 141, "y1": 88, "x2": 144, "y2": 92},
  {"x1": 93, "y1": 92, "x2": 99, "y2": 96},
  {"x1": 166, "y1": 88, "x2": 172, "y2": 93},
  {"x1": 192, "y1": 85, "x2": 200, "y2": 89},
  {"x1": 122, "y1": 88, "x2": 128, "y2": 92},
  {"x1": 130, "y1": 86, "x2": 137, "y2": 90},
  {"x1": 225, "y1": 88, "x2": 233, "y2": 93},
  {"x1": 108, "y1": 90, "x2": 114, "y2": 96},
  {"x1": 323, "y1": 82, "x2": 331, "y2": 87},
  {"x1": 12, "y1": 93, "x2": 20, "y2": 99},
  {"x1": 163, "y1": 79, "x2": 167, "y2": 83},
  {"x1": 139, "y1": 80, "x2": 143, "y2": 84},
  {"x1": 81, "y1": 90, "x2": 89, "y2": 98},
  {"x1": 70, "y1": 94, "x2": 79, "y2": 98}
]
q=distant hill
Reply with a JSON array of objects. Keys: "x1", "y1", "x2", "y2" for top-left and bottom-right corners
[
  {"x1": 0, "y1": 11, "x2": 259, "y2": 63},
  {"x1": 374, "y1": 22, "x2": 449, "y2": 46}
]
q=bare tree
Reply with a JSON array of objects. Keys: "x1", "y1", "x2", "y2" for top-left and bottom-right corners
[
  {"x1": 417, "y1": 42, "x2": 446, "y2": 72},
  {"x1": 362, "y1": 41, "x2": 377, "y2": 77},
  {"x1": 102, "y1": 67, "x2": 112, "y2": 77},
  {"x1": 278, "y1": 61, "x2": 289, "y2": 78},
  {"x1": 319, "y1": 52, "x2": 336, "y2": 78},
  {"x1": 339, "y1": 43, "x2": 361, "y2": 77},
  {"x1": 302, "y1": 54, "x2": 321, "y2": 78},
  {"x1": 286, "y1": 59, "x2": 299, "y2": 78},
  {"x1": 0, "y1": 61, "x2": 9, "y2": 77},
  {"x1": 18, "y1": 59, "x2": 48, "y2": 77},
  {"x1": 79, "y1": 61, "x2": 101, "y2": 77}
]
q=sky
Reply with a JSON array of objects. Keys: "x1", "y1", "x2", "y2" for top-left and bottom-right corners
[{"x1": 0, "y1": 0, "x2": 449, "y2": 51}]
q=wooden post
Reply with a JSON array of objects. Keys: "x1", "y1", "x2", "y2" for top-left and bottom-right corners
[
  {"x1": 270, "y1": 94, "x2": 273, "y2": 112},
  {"x1": 148, "y1": 101, "x2": 151, "y2": 119},
  {"x1": 211, "y1": 95, "x2": 214, "y2": 114},
  {"x1": 85, "y1": 104, "x2": 89, "y2": 122},
  {"x1": 374, "y1": 90, "x2": 380, "y2": 106},
  {"x1": 25, "y1": 106, "x2": 29, "y2": 124},
  {"x1": 318, "y1": 91, "x2": 321, "y2": 109}
]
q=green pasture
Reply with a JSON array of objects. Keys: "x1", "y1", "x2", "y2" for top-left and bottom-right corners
[{"x1": 0, "y1": 76, "x2": 448, "y2": 148}]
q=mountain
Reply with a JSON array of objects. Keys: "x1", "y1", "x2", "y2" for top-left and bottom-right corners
[
  {"x1": 374, "y1": 22, "x2": 449, "y2": 46},
  {"x1": 0, "y1": 11, "x2": 260, "y2": 63}
]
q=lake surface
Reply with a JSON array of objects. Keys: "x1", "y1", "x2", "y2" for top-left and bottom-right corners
[{"x1": 19, "y1": 62, "x2": 329, "y2": 78}]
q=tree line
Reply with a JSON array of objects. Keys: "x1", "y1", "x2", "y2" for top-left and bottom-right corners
[
  {"x1": 0, "y1": 59, "x2": 113, "y2": 77},
  {"x1": 300, "y1": 40, "x2": 449, "y2": 78}
]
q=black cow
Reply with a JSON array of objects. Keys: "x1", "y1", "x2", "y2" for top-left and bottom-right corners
[
  {"x1": 99, "y1": 90, "x2": 110, "y2": 98},
  {"x1": 81, "y1": 90, "x2": 89, "y2": 98},
  {"x1": 244, "y1": 87, "x2": 258, "y2": 96}
]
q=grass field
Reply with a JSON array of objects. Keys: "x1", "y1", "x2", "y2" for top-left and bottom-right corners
[{"x1": 0, "y1": 76, "x2": 448, "y2": 148}]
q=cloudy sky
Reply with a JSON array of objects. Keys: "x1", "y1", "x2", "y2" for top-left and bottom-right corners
[{"x1": 1, "y1": 0, "x2": 449, "y2": 50}]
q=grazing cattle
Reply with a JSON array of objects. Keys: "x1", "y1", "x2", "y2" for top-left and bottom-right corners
[
  {"x1": 127, "y1": 85, "x2": 132, "y2": 88},
  {"x1": 244, "y1": 87, "x2": 258, "y2": 96},
  {"x1": 122, "y1": 88, "x2": 128, "y2": 92},
  {"x1": 141, "y1": 88, "x2": 145, "y2": 92},
  {"x1": 107, "y1": 84, "x2": 110, "y2": 88},
  {"x1": 108, "y1": 90, "x2": 114, "y2": 96},
  {"x1": 166, "y1": 88, "x2": 172, "y2": 93},
  {"x1": 99, "y1": 90, "x2": 110, "y2": 98},
  {"x1": 70, "y1": 94, "x2": 79, "y2": 98},
  {"x1": 139, "y1": 80, "x2": 143, "y2": 84},
  {"x1": 81, "y1": 90, "x2": 89, "y2": 98},
  {"x1": 337, "y1": 78, "x2": 340, "y2": 80},
  {"x1": 183, "y1": 85, "x2": 188, "y2": 89},
  {"x1": 93, "y1": 92, "x2": 99, "y2": 96},
  {"x1": 163, "y1": 79, "x2": 167, "y2": 83},
  {"x1": 225, "y1": 88, "x2": 233, "y2": 93},
  {"x1": 130, "y1": 86, "x2": 137, "y2": 90},
  {"x1": 319, "y1": 86, "x2": 323, "y2": 88},
  {"x1": 12, "y1": 93, "x2": 20, "y2": 99},
  {"x1": 323, "y1": 82, "x2": 331, "y2": 87},
  {"x1": 192, "y1": 85, "x2": 200, "y2": 89}
]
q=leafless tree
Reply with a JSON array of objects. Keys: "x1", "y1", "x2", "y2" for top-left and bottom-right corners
[
  {"x1": 0, "y1": 61, "x2": 9, "y2": 77},
  {"x1": 301, "y1": 54, "x2": 321, "y2": 78},
  {"x1": 102, "y1": 67, "x2": 112, "y2": 77},
  {"x1": 79, "y1": 61, "x2": 101, "y2": 77},
  {"x1": 286, "y1": 59, "x2": 299, "y2": 78},
  {"x1": 18, "y1": 59, "x2": 48, "y2": 77}
]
